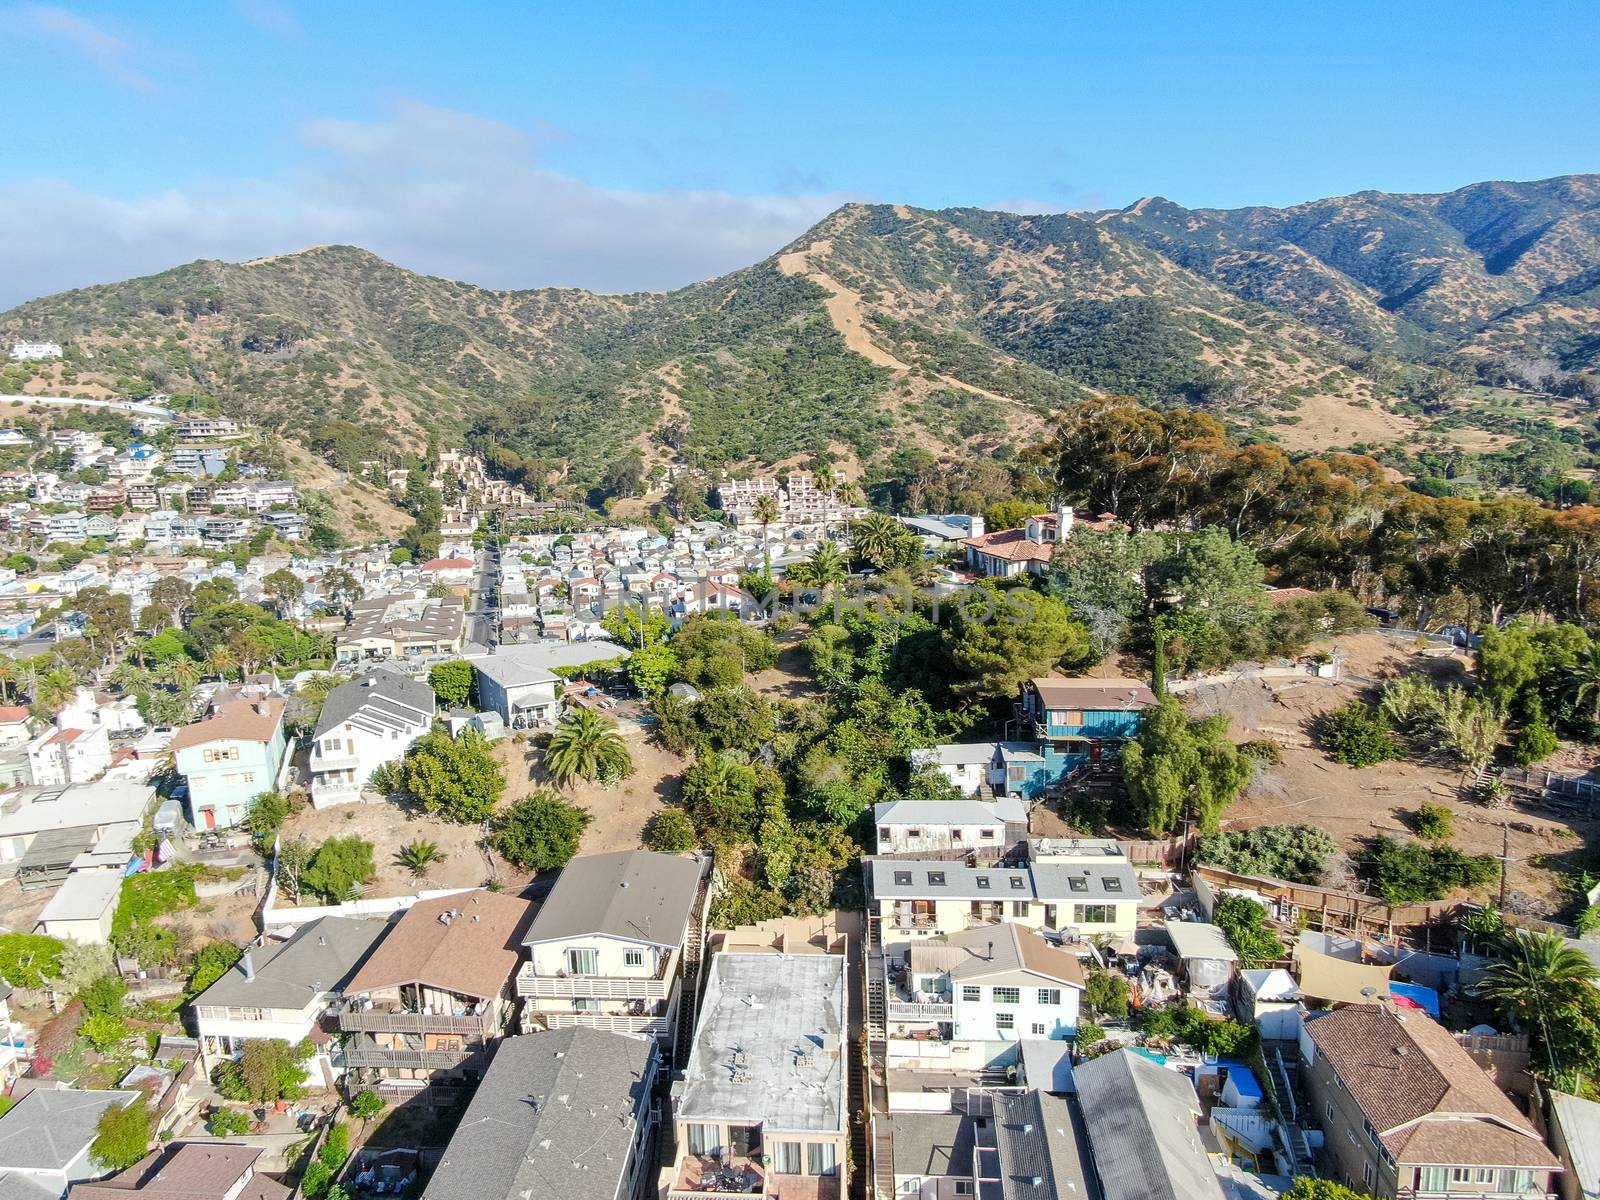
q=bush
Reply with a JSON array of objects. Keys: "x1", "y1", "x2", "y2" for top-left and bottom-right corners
[
  {"x1": 1135, "y1": 1002, "x2": 1255, "y2": 1056},
  {"x1": 79, "y1": 973, "x2": 127, "y2": 1017},
  {"x1": 644, "y1": 809, "x2": 697, "y2": 854},
  {"x1": 208, "y1": 1107, "x2": 250, "y2": 1137},
  {"x1": 188, "y1": 942, "x2": 243, "y2": 996},
  {"x1": 245, "y1": 792, "x2": 288, "y2": 842},
  {"x1": 1513, "y1": 720, "x2": 1558, "y2": 766},
  {"x1": 491, "y1": 793, "x2": 591, "y2": 871},
  {"x1": 214, "y1": 1038, "x2": 311, "y2": 1102},
  {"x1": 319, "y1": 1122, "x2": 350, "y2": 1170},
  {"x1": 1194, "y1": 824, "x2": 1338, "y2": 884},
  {"x1": 402, "y1": 729, "x2": 505, "y2": 823},
  {"x1": 1414, "y1": 803, "x2": 1454, "y2": 842},
  {"x1": 300, "y1": 1160, "x2": 333, "y2": 1200},
  {"x1": 1076, "y1": 1021, "x2": 1106, "y2": 1049},
  {"x1": 80, "y1": 1011, "x2": 130, "y2": 1052},
  {"x1": 1237, "y1": 739, "x2": 1283, "y2": 766},
  {"x1": 1084, "y1": 971, "x2": 1130, "y2": 1020},
  {"x1": 1365, "y1": 836, "x2": 1498, "y2": 904},
  {"x1": 1321, "y1": 701, "x2": 1398, "y2": 766},
  {"x1": 1212, "y1": 895, "x2": 1285, "y2": 966},
  {"x1": 0, "y1": 933, "x2": 65, "y2": 989},
  {"x1": 300, "y1": 837, "x2": 376, "y2": 903},
  {"x1": 91, "y1": 1097, "x2": 152, "y2": 1170}
]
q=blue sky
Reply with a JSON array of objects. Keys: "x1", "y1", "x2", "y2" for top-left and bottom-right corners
[{"x1": 0, "y1": 1, "x2": 1597, "y2": 306}]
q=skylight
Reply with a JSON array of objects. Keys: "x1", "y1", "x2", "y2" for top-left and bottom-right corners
[{"x1": 928, "y1": 872, "x2": 947, "y2": 887}]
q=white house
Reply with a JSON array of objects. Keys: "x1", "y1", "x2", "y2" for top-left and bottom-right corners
[
  {"x1": 308, "y1": 669, "x2": 435, "y2": 808},
  {"x1": 34, "y1": 870, "x2": 122, "y2": 945},
  {"x1": 0, "y1": 1086, "x2": 139, "y2": 1197},
  {"x1": 25, "y1": 725, "x2": 112, "y2": 786},
  {"x1": 0, "y1": 706, "x2": 32, "y2": 748},
  {"x1": 472, "y1": 640, "x2": 630, "y2": 727},
  {"x1": 909, "y1": 743, "x2": 997, "y2": 795},
  {"x1": 872, "y1": 796, "x2": 1027, "y2": 857},
  {"x1": 9, "y1": 341, "x2": 62, "y2": 361}
]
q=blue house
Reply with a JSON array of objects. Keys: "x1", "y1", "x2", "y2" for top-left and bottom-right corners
[{"x1": 1002, "y1": 677, "x2": 1158, "y2": 798}]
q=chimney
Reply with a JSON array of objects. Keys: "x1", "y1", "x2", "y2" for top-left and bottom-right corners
[
  {"x1": 240, "y1": 952, "x2": 255, "y2": 982},
  {"x1": 253, "y1": 701, "x2": 268, "y2": 716},
  {"x1": 1055, "y1": 505, "x2": 1074, "y2": 545}
]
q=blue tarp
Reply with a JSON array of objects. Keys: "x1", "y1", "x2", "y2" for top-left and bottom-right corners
[{"x1": 1391, "y1": 982, "x2": 1441, "y2": 1018}]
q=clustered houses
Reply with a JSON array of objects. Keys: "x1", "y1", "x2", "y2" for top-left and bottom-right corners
[
  {"x1": 334, "y1": 593, "x2": 465, "y2": 665},
  {"x1": 307, "y1": 669, "x2": 434, "y2": 807},
  {"x1": 716, "y1": 471, "x2": 868, "y2": 528}
]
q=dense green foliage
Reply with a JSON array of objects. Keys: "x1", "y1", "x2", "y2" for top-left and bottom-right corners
[
  {"x1": 1122, "y1": 698, "x2": 1253, "y2": 834},
  {"x1": 1194, "y1": 824, "x2": 1338, "y2": 884},
  {"x1": 545, "y1": 708, "x2": 634, "y2": 785},
  {"x1": 1213, "y1": 895, "x2": 1286, "y2": 966},
  {"x1": 0, "y1": 933, "x2": 65, "y2": 990},
  {"x1": 91, "y1": 1098, "x2": 152, "y2": 1170},
  {"x1": 427, "y1": 660, "x2": 475, "y2": 708},
  {"x1": 215, "y1": 1038, "x2": 312, "y2": 1102},
  {"x1": 401, "y1": 728, "x2": 505, "y2": 822},
  {"x1": 1365, "y1": 836, "x2": 1498, "y2": 904},
  {"x1": 300, "y1": 837, "x2": 376, "y2": 903},
  {"x1": 491, "y1": 792, "x2": 592, "y2": 870},
  {"x1": 1321, "y1": 701, "x2": 1398, "y2": 766}
]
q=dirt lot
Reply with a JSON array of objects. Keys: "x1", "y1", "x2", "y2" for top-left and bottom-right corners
[
  {"x1": 1180, "y1": 633, "x2": 1600, "y2": 915},
  {"x1": 750, "y1": 639, "x2": 825, "y2": 703}
]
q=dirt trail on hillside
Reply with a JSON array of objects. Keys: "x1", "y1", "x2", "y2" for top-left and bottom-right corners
[{"x1": 776, "y1": 241, "x2": 1018, "y2": 406}]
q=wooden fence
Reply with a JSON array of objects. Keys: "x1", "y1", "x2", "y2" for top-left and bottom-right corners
[
  {"x1": 1117, "y1": 835, "x2": 1195, "y2": 868},
  {"x1": 1192, "y1": 864, "x2": 1461, "y2": 942}
]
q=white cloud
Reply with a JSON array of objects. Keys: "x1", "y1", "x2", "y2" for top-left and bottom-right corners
[
  {"x1": 0, "y1": 101, "x2": 853, "y2": 308},
  {"x1": 0, "y1": 4, "x2": 154, "y2": 90}
]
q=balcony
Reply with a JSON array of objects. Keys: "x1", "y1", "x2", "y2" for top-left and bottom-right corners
[
  {"x1": 343, "y1": 1034, "x2": 474, "y2": 1071},
  {"x1": 668, "y1": 1157, "x2": 838, "y2": 1200},
  {"x1": 516, "y1": 960, "x2": 670, "y2": 1000},
  {"x1": 312, "y1": 751, "x2": 362, "y2": 772},
  {"x1": 338, "y1": 1008, "x2": 494, "y2": 1037},
  {"x1": 886, "y1": 1001, "x2": 953, "y2": 1023},
  {"x1": 527, "y1": 1011, "x2": 672, "y2": 1039},
  {"x1": 891, "y1": 912, "x2": 936, "y2": 931}
]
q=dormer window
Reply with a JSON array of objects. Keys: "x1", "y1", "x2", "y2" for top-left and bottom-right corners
[
  {"x1": 976, "y1": 878, "x2": 991, "y2": 890},
  {"x1": 1009, "y1": 876, "x2": 1025, "y2": 890}
]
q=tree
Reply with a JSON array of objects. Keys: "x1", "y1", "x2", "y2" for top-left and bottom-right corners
[
  {"x1": 56, "y1": 941, "x2": 114, "y2": 995},
  {"x1": 1213, "y1": 895, "x2": 1285, "y2": 967},
  {"x1": 349, "y1": 1089, "x2": 385, "y2": 1129},
  {"x1": 0, "y1": 932, "x2": 65, "y2": 989},
  {"x1": 754, "y1": 493, "x2": 780, "y2": 576},
  {"x1": 946, "y1": 585, "x2": 1093, "y2": 698},
  {"x1": 1514, "y1": 719, "x2": 1558, "y2": 766},
  {"x1": 320, "y1": 568, "x2": 362, "y2": 609},
  {"x1": 81, "y1": 1011, "x2": 130, "y2": 1051},
  {"x1": 214, "y1": 1038, "x2": 312, "y2": 1102},
  {"x1": 1282, "y1": 1179, "x2": 1371, "y2": 1200},
  {"x1": 984, "y1": 500, "x2": 1036, "y2": 532},
  {"x1": 1084, "y1": 970, "x2": 1130, "y2": 1019},
  {"x1": 850, "y1": 513, "x2": 909, "y2": 570},
  {"x1": 1479, "y1": 930, "x2": 1600, "y2": 1028},
  {"x1": 208, "y1": 1107, "x2": 250, "y2": 1137},
  {"x1": 1121, "y1": 698, "x2": 1252, "y2": 834},
  {"x1": 625, "y1": 642, "x2": 677, "y2": 700},
  {"x1": 427, "y1": 660, "x2": 475, "y2": 708},
  {"x1": 300, "y1": 837, "x2": 376, "y2": 903},
  {"x1": 275, "y1": 839, "x2": 310, "y2": 903},
  {"x1": 491, "y1": 792, "x2": 592, "y2": 870},
  {"x1": 1321, "y1": 701, "x2": 1398, "y2": 766},
  {"x1": 602, "y1": 604, "x2": 671, "y2": 649},
  {"x1": 402, "y1": 728, "x2": 504, "y2": 822},
  {"x1": 1365, "y1": 837, "x2": 1498, "y2": 904},
  {"x1": 245, "y1": 791, "x2": 288, "y2": 842},
  {"x1": 1151, "y1": 527, "x2": 1265, "y2": 622},
  {"x1": 395, "y1": 840, "x2": 447, "y2": 880},
  {"x1": 91, "y1": 1098, "x2": 151, "y2": 1170},
  {"x1": 188, "y1": 941, "x2": 243, "y2": 996},
  {"x1": 545, "y1": 709, "x2": 633, "y2": 785},
  {"x1": 788, "y1": 543, "x2": 847, "y2": 596},
  {"x1": 646, "y1": 808, "x2": 697, "y2": 854},
  {"x1": 262, "y1": 569, "x2": 304, "y2": 615}
]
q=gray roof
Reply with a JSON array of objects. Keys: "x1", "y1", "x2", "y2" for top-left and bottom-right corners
[
  {"x1": 313, "y1": 669, "x2": 434, "y2": 739},
  {"x1": 1019, "y1": 1039, "x2": 1076, "y2": 1094},
  {"x1": 0, "y1": 1087, "x2": 137, "y2": 1170},
  {"x1": 993, "y1": 1091, "x2": 1100, "y2": 1200},
  {"x1": 525, "y1": 851, "x2": 703, "y2": 948},
  {"x1": 1073, "y1": 1051, "x2": 1224, "y2": 1200},
  {"x1": 911, "y1": 743, "x2": 997, "y2": 768},
  {"x1": 890, "y1": 1113, "x2": 973, "y2": 1178},
  {"x1": 1550, "y1": 1090, "x2": 1600, "y2": 1193},
  {"x1": 869, "y1": 861, "x2": 1039, "y2": 902},
  {"x1": 428, "y1": 1028, "x2": 655, "y2": 1200},
  {"x1": 474, "y1": 640, "x2": 630, "y2": 687},
  {"x1": 873, "y1": 799, "x2": 1007, "y2": 826},
  {"x1": 0, "y1": 1175, "x2": 57, "y2": 1200},
  {"x1": 36, "y1": 871, "x2": 122, "y2": 923},
  {"x1": 679, "y1": 952, "x2": 846, "y2": 1134},
  {"x1": 1163, "y1": 922, "x2": 1239, "y2": 964},
  {"x1": 193, "y1": 916, "x2": 389, "y2": 1010}
]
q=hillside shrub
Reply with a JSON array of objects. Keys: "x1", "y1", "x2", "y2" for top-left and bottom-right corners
[
  {"x1": 1194, "y1": 824, "x2": 1338, "y2": 884},
  {"x1": 1321, "y1": 701, "x2": 1398, "y2": 766},
  {"x1": 1365, "y1": 836, "x2": 1498, "y2": 904},
  {"x1": 1414, "y1": 803, "x2": 1454, "y2": 842}
]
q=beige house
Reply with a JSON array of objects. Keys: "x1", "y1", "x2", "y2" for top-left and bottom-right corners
[
  {"x1": 668, "y1": 952, "x2": 848, "y2": 1200},
  {"x1": 338, "y1": 891, "x2": 534, "y2": 1105},
  {"x1": 517, "y1": 850, "x2": 709, "y2": 1049}
]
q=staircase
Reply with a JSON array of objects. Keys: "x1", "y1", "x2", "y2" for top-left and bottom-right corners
[
  {"x1": 674, "y1": 858, "x2": 715, "y2": 1071},
  {"x1": 1261, "y1": 1042, "x2": 1316, "y2": 1175},
  {"x1": 865, "y1": 938, "x2": 891, "y2": 1200}
]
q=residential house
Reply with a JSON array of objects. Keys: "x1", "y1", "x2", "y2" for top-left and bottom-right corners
[
  {"x1": 908, "y1": 743, "x2": 998, "y2": 796},
  {"x1": 886, "y1": 922, "x2": 1085, "y2": 1070},
  {"x1": 669, "y1": 952, "x2": 848, "y2": 1200},
  {"x1": 517, "y1": 850, "x2": 709, "y2": 1049},
  {"x1": 0, "y1": 781, "x2": 155, "y2": 886},
  {"x1": 1548, "y1": 1090, "x2": 1600, "y2": 1200},
  {"x1": 1007, "y1": 677, "x2": 1156, "y2": 796},
  {"x1": 171, "y1": 694, "x2": 288, "y2": 828},
  {"x1": 866, "y1": 838, "x2": 1139, "y2": 945},
  {"x1": 190, "y1": 915, "x2": 390, "y2": 1080},
  {"x1": 67, "y1": 1143, "x2": 289, "y2": 1200},
  {"x1": 175, "y1": 418, "x2": 238, "y2": 439},
  {"x1": 0, "y1": 707, "x2": 33, "y2": 748},
  {"x1": 1162, "y1": 921, "x2": 1239, "y2": 1013},
  {"x1": 1073, "y1": 1050, "x2": 1225, "y2": 1200},
  {"x1": 426, "y1": 1028, "x2": 658, "y2": 1200},
  {"x1": 420, "y1": 558, "x2": 475, "y2": 589},
  {"x1": 45, "y1": 512, "x2": 87, "y2": 543},
  {"x1": 472, "y1": 640, "x2": 631, "y2": 726},
  {"x1": 336, "y1": 595, "x2": 464, "y2": 664},
  {"x1": 25, "y1": 725, "x2": 111, "y2": 786},
  {"x1": 872, "y1": 796, "x2": 1027, "y2": 859},
  {"x1": 889, "y1": 1088, "x2": 1099, "y2": 1200},
  {"x1": 35, "y1": 871, "x2": 123, "y2": 944},
  {"x1": 1300, "y1": 1004, "x2": 1561, "y2": 1198},
  {"x1": 0, "y1": 1086, "x2": 140, "y2": 1200},
  {"x1": 338, "y1": 891, "x2": 535, "y2": 1104},
  {"x1": 0, "y1": 982, "x2": 26, "y2": 1092},
  {"x1": 960, "y1": 507, "x2": 1118, "y2": 578},
  {"x1": 308, "y1": 670, "x2": 434, "y2": 808},
  {"x1": 10, "y1": 341, "x2": 62, "y2": 361}
]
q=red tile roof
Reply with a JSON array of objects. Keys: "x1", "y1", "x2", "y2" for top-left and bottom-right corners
[
  {"x1": 422, "y1": 558, "x2": 474, "y2": 571},
  {"x1": 0, "y1": 706, "x2": 29, "y2": 724}
]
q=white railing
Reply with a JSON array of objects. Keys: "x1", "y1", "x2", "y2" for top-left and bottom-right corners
[
  {"x1": 532, "y1": 1012, "x2": 672, "y2": 1037},
  {"x1": 887, "y1": 1002, "x2": 953, "y2": 1022},
  {"x1": 516, "y1": 966, "x2": 668, "y2": 1000}
]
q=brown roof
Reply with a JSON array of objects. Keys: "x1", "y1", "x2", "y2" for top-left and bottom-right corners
[
  {"x1": 960, "y1": 527, "x2": 1056, "y2": 563},
  {"x1": 1029, "y1": 677, "x2": 1159, "y2": 711},
  {"x1": 1305, "y1": 1006, "x2": 1555, "y2": 1168},
  {"x1": 69, "y1": 1143, "x2": 289, "y2": 1200},
  {"x1": 1264, "y1": 586, "x2": 1318, "y2": 605},
  {"x1": 167, "y1": 697, "x2": 285, "y2": 752},
  {"x1": 345, "y1": 891, "x2": 535, "y2": 1000}
]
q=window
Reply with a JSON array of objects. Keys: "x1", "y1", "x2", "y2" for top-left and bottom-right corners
[
  {"x1": 976, "y1": 878, "x2": 991, "y2": 890},
  {"x1": 1068, "y1": 876, "x2": 1088, "y2": 893},
  {"x1": 1472, "y1": 1169, "x2": 1494, "y2": 1184},
  {"x1": 1037, "y1": 988, "x2": 1060, "y2": 1006},
  {"x1": 980, "y1": 829, "x2": 996, "y2": 840},
  {"x1": 807, "y1": 1143, "x2": 836, "y2": 1177},
  {"x1": 1362, "y1": 1118, "x2": 1380, "y2": 1149},
  {"x1": 1009, "y1": 876, "x2": 1025, "y2": 890},
  {"x1": 1101, "y1": 877, "x2": 1123, "y2": 892},
  {"x1": 624, "y1": 948, "x2": 645, "y2": 968},
  {"x1": 202, "y1": 747, "x2": 241, "y2": 764},
  {"x1": 1362, "y1": 1162, "x2": 1375, "y2": 1189},
  {"x1": 1073, "y1": 904, "x2": 1113, "y2": 924},
  {"x1": 995, "y1": 1012, "x2": 1014, "y2": 1031},
  {"x1": 954, "y1": 1184, "x2": 974, "y2": 1197},
  {"x1": 907, "y1": 829, "x2": 921, "y2": 839},
  {"x1": 573, "y1": 999, "x2": 601, "y2": 1012},
  {"x1": 566, "y1": 948, "x2": 599, "y2": 976},
  {"x1": 927, "y1": 872, "x2": 946, "y2": 887},
  {"x1": 879, "y1": 827, "x2": 891, "y2": 842},
  {"x1": 1031, "y1": 1023, "x2": 1047, "y2": 1035},
  {"x1": 1450, "y1": 1168, "x2": 1473, "y2": 1184},
  {"x1": 962, "y1": 986, "x2": 980, "y2": 1002},
  {"x1": 1055, "y1": 710, "x2": 1083, "y2": 727},
  {"x1": 893, "y1": 872, "x2": 912, "y2": 886},
  {"x1": 1417, "y1": 1168, "x2": 1448, "y2": 1192},
  {"x1": 992, "y1": 987, "x2": 1020, "y2": 1005},
  {"x1": 773, "y1": 1142, "x2": 802, "y2": 1175},
  {"x1": 688, "y1": 1124, "x2": 720, "y2": 1157},
  {"x1": 1012, "y1": 902, "x2": 1029, "y2": 917},
  {"x1": 1499, "y1": 1170, "x2": 1534, "y2": 1191},
  {"x1": 1324, "y1": 1101, "x2": 1334, "y2": 1123}
]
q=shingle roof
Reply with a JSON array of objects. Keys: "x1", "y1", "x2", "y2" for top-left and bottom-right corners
[
  {"x1": 346, "y1": 891, "x2": 534, "y2": 1000},
  {"x1": 915, "y1": 923, "x2": 1085, "y2": 989},
  {"x1": 312, "y1": 668, "x2": 434, "y2": 739},
  {"x1": 890, "y1": 1113, "x2": 973, "y2": 1178},
  {"x1": 427, "y1": 1029, "x2": 654, "y2": 1200},
  {"x1": 524, "y1": 851, "x2": 702, "y2": 948},
  {"x1": 993, "y1": 1091, "x2": 1100, "y2": 1200},
  {"x1": 0, "y1": 1088, "x2": 138, "y2": 1171},
  {"x1": 1073, "y1": 1050, "x2": 1224, "y2": 1200},
  {"x1": 193, "y1": 916, "x2": 389, "y2": 1010},
  {"x1": 1028, "y1": 678, "x2": 1157, "y2": 712},
  {"x1": 1304, "y1": 1006, "x2": 1556, "y2": 1167},
  {"x1": 69, "y1": 1143, "x2": 289, "y2": 1200},
  {"x1": 168, "y1": 696, "x2": 284, "y2": 752}
]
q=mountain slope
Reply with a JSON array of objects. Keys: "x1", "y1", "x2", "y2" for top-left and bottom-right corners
[{"x1": 3, "y1": 173, "x2": 1598, "y2": 491}]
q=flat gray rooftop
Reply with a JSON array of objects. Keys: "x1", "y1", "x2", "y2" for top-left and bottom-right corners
[{"x1": 679, "y1": 952, "x2": 846, "y2": 1136}]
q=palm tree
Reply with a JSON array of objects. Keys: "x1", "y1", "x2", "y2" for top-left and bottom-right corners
[
  {"x1": 753, "y1": 493, "x2": 780, "y2": 578},
  {"x1": 850, "y1": 513, "x2": 903, "y2": 569},
  {"x1": 1479, "y1": 930, "x2": 1600, "y2": 1027},
  {"x1": 207, "y1": 648, "x2": 237, "y2": 682},
  {"x1": 545, "y1": 708, "x2": 634, "y2": 785},
  {"x1": 164, "y1": 658, "x2": 200, "y2": 691},
  {"x1": 395, "y1": 840, "x2": 448, "y2": 880},
  {"x1": 1561, "y1": 645, "x2": 1600, "y2": 725},
  {"x1": 32, "y1": 668, "x2": 77, "y2": 718},
  {"x1": 0, "y1": 657, "x2": 17, "y2": 703},
  {"x1": 812, "y1": 463, "x2": 836, "y2": 494}
]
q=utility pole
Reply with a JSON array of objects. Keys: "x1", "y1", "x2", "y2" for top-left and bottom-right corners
[{"x1": 1498, "y1": 822, "x2": 1511, "y2": 911}]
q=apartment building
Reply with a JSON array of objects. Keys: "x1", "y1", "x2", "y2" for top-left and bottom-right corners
[
  {"x1": 338, "y1": 891, "x2": 535, "y2": 1104},
  {"x1": 517, "y1": 850, "x2": 707, "y2": 1048},
  {"x1": 176, "y1": 417, "x2": 239, "y2": 439},
  {"x1": 25, "y1": 724, "x2": 111, "y2": 785},
  {"x1": 1301, "y1": 1005, "x2": 1561, "y2": 1199},
  {"x1": 189, "y1": 916, "x2": 390, "y2": 1080},
  {"x1": 427, "y1": 1028, "x2": 658, "y2": 1200},
  {"x1": 308, "y1": 670, "x2": 434, "y2": 808},
  {"x1": 668, "y1": 952, "x2": 848, "y2": 1200},
  {"x1": 336, "y1": 595, "x2": 465, "y2": 664}
]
